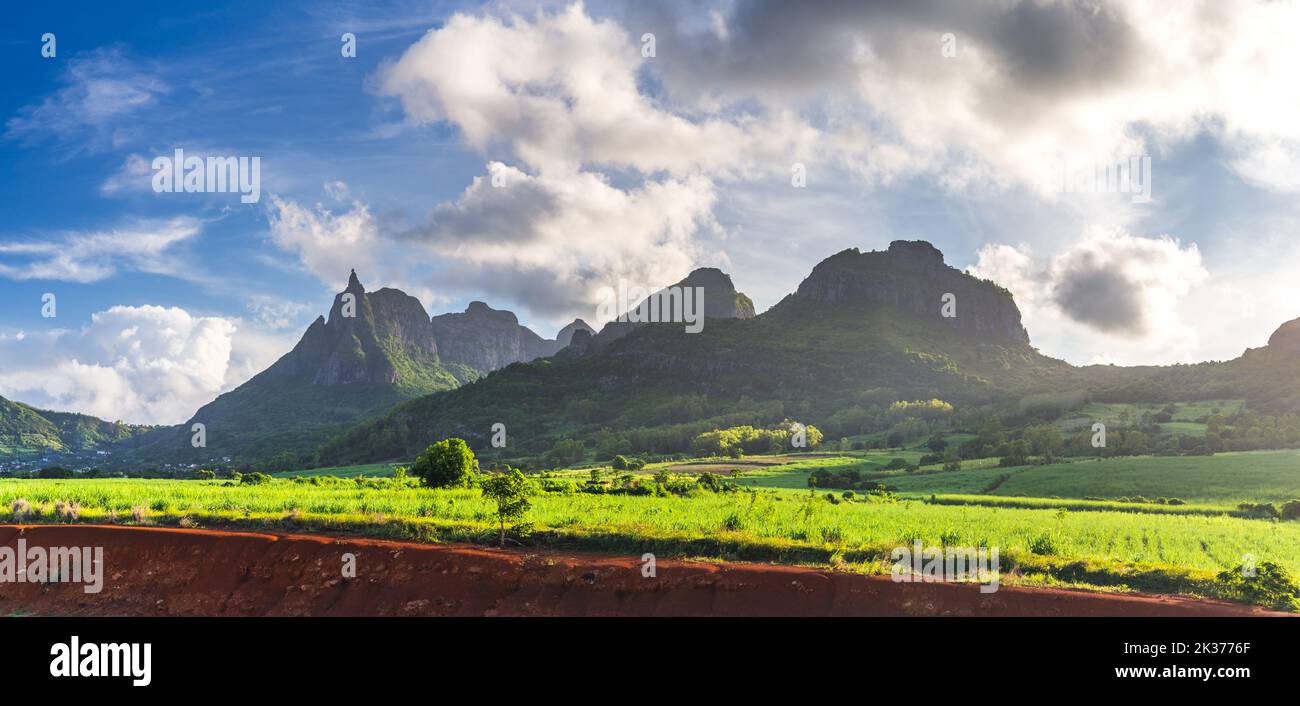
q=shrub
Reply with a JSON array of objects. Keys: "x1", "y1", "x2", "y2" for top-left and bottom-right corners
[
  {"x1": 411, "y1": 438, "x2": 478, "y2": 488},
  {"x1": 240, "y1": 472, "x2": 272, "y2": 486},
  {"x1": 194, "y1": 469, "x2": 216, "y2": 480},
  {"x1": 1237, "y1": 502, "x2": 1281, "y2": 519},
  {"x1": 10, "y1": 498, "x2": 32, "y2": 521},
  {"x1": 1028, "y1": 531, "x2": 1060, "y2": 556},
  {"x1": 53, "y1": 500, "x2": 80, "y2": 523},
  {"x1": 1280, "y1": 500, "x2": 1300, "y2": 520},
  {"x1": 1215, "y1": 561, "x2": 1300, "y2": 611}
]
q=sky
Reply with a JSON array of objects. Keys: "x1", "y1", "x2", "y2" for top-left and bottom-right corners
[{"x1": 2, "y1": 0, "x2": 1300, "y2": 425}]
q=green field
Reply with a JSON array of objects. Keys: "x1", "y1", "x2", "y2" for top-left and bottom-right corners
[
  {"x1": 1057, "y1": 399, "x2": 1243, "y2": 436},
  {"x1": 3, "y1": 445, "x2": 1300, "y2": 608},
  {"x1": 271, "y1": 462, "x2": 401, "y2": 479}
]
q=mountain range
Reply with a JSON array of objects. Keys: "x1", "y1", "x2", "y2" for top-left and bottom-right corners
[{"x1": 4, "y1": 240, "x2": 1300, "y2": 471}]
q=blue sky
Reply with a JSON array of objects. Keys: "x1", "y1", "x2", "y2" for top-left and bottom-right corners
[{"x1": 3, "y1": 0, "x2": 1300, "y2": 424}]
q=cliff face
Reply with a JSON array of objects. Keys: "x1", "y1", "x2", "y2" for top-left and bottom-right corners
[
  {"x1": 794, "y1": 240, "x2": 1030, "y2": 343},
  {"x1": 431, "y1": 302, "x2": 586, "y2": 375},
  {"x1": 269, "y1": 271, "x2": 441, "y2": 387},
  {"x1": 588, "y1": 267, "x2": 757, "y2": 349},
  {"x1": 1266, "y1": 317, "x2": 1300, "y2": 353}
]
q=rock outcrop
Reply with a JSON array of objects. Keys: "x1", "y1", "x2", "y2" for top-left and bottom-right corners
[
  {"x1": 431, "y1": 302, "x2": 588, "y2": 374},
  {"x1": 269, "y1": 270, "x2": 442, "y2": 386},
  {"x1": 793, "y1": 240, "x2": 1030, "y2": 343},
  {"x1": 1266, "y1": 317, "x2": 1300, "y2": 353},
  {"x1": 587, "y1": 267, "x2": 756, "y2": 350}
]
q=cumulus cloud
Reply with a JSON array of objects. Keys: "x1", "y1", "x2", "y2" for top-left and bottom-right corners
[
  {"x1": 377, "y1": 4, "x2": 816, "y2": 177},
  {"x1": 622, "y1": 0, "x2": 1300, "y2": 194},
  {"x1": 0, "y1": 306, "x2": 235, "y2": 424},
  {"x1": 970, "y1": 229, "x2": 1208, "y2": 362},
  {"x1": 0, "y1": 217, "x2": 202, "y2": 283},
  {"x1": 267, "y1": 163, "x2": 722, "y2": 320},
  {"x1": 265, "y1": 195, "x2": 383, "y2": 287},
  {"x1": 415, "y1": 162, "x2": 720, "y2": 318},
  {"x1": 0, "y1": 305, "x2": 294, "y2": 425}
]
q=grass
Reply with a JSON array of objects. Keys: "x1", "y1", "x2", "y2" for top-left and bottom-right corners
[
  {"x1": 658, "y1": 449, "x2": 1300, "y2": 509},
  {"x1": 1057, "y1": 400, "x2": 1243, "y2": 436},
  {"x1": 271, "y1": 462, "x2": 401, "y2": 479},
  {"x1": 1, "y1": 472, "x2": 1297, "y2": 608}
]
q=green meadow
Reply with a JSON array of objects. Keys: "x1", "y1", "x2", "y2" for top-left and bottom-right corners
[{"x1": 3, "y1": 445, "x2": 1299, "y2": 608}]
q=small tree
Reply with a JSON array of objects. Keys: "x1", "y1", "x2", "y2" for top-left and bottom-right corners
[
  {"x1": 480, "y1": 469, "x2": 534, "y2": 547},
  {"x1": 411, "y1": 438, "x2": 478, "y2": 488}
]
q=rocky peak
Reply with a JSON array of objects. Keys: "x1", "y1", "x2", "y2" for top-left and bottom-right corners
[
  {"x1": 584, "y1": 267, "x2": 756, "y2": 351},
  {"x1": 556, "y1": 318, "x2": 596, "y2": 347},
  {"x1": 431, "y1": 302, "x2": 565, "y2": 375},
  {"x1": 1267, "y1": 317, "x2": 1300, "y2": 353},
  {"x1": 794, "y1": 240, "x2": 1029, "y2": 343},
  {"x1": 269, "y1": 272, "x2": 441, "y2": 386}
]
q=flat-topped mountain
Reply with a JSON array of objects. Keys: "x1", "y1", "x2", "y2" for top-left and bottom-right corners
[
  {"x1": 587, "y1": 267, "x2": 757, "y2": 349},
  {"x1": 1266, "y1": 317, "x2": 1300, "y2": 354},
  {"x1": 792, "y1": 240, "x2": 1029, "y2": 343}
]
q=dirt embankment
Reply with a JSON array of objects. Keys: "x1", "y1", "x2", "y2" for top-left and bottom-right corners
[{"x1": 0, "y1": 525, "x2": 1284, "y2": 617}]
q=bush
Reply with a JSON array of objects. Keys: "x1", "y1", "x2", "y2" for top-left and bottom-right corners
[
  {"x1": 411, "y1": 438, "x2": 478, "y2": 488},
  {"x1": 1281, "y1": 500, "x2": 1300, "y2": 520},
  {"x1": 10, "y1": 498, "x2": 32, "y2": 521},
  {"x1": 240, "y1": 472, "x2": 273, "y2": 486},
  {"x1": 1215, "y1": 561, "x2": 1300, "y2": 611},
  {"x1": 1028, "y1": 531, "x2": 1060, "y2": 556},
  {"x1": 195, "y1": 469, "x2": 216, "y2": 480}
]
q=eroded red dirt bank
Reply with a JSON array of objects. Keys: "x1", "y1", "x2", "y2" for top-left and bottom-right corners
[{"x1": 0, "y1": 525, "x2": 1284, "y2": 617}]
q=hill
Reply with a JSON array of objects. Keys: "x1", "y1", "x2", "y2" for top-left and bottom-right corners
[{"x1": 0, "y1": 395, "x2": 149, "y2": 456}]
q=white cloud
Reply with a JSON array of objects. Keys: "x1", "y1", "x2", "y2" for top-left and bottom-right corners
[
  {"x1": 265, "y1": 195, "x2": 382, "y2": 287},
  {"x1": 0, "y1": 217, "x2": 202, "y2": 283},
  {"x1": 377, "y1": 4, "x2": 816, "y2": 178},
  {"x1": 417, "y1": 162, "x2": 721, "y2": 318},
  {"x1": 0, "y1": 306, "x2": 232, "y2": 424},
  {"x1": 5, "y1": 48, "x2": 167, "y2": 149},
  {"x1": 970, "y1": 229, "x2": 1208, "y2": 363}
]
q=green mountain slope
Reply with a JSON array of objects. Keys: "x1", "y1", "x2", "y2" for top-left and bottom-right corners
[
  {"x1": 318, "y1": 242, "x2": 1075, "y2": 464},
  {"x1": 0, "y1": 395, "x2": 149, "y2": 455},
  {"x1": 116, "y1": 271, "x2": 472, "y2": 467}
]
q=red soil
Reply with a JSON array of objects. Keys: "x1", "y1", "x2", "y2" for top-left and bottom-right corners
[{"x1": 0, "y1": 524, "x2": 1285, "y2": 617}]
